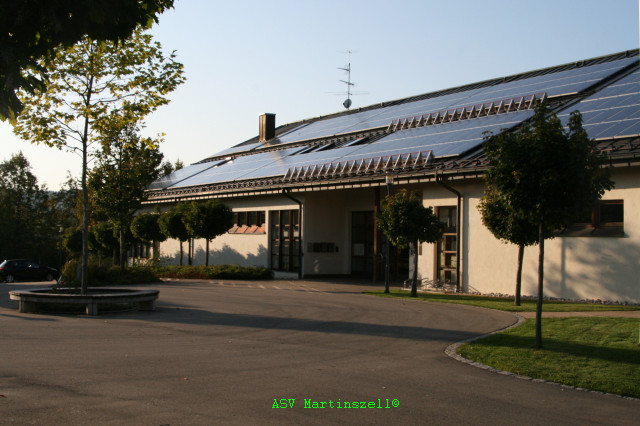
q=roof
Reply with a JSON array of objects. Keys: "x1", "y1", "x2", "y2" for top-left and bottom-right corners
[{"x1": 145, "y1": 50, "x2": 640, "y2": 204}]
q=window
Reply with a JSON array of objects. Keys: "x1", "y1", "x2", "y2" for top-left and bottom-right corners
[
  {"x1": 229, "y1": 211, "x2": 266, "y2": 234},
  {"x1": 436, "y1": 206, "x2": 457, "y2": 285},
  {"x1": 560, "y1": 200, "x2": 624, "y2": 237},
  {"x1": 270, "y1": 210, "x2": 300, "y2": 272}
]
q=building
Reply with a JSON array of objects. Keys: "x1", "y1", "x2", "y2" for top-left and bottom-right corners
[{"x1": 143, "y1": 50, "x2": 640, "y2": 303}]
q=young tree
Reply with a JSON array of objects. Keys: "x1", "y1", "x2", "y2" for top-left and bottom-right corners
[
  {"x1": 478, "y1": 186, "x2": 539, "y2": 305},
  {"x1": 89, "y1": 120, "x2": 164, "y2": 271},
  {"x1": 483, "y1": 104, "x2": 613, "y2": 347},
  {"x1": 158, "y1": 205, "x2": 190, "y2": 266},
  {"x1": 14, "y1": 28, "x2": 184, "y2": 293},
  {"x1": 1, "y1": 0, "x2": 175, "y2": 122},
  {"x1": 377, "y1": 189, "x2": 445, "y2": 297},
  {"x1": 183, "y1": 200, "x2": 234, "y2": 266},
  {"x1": 131, "y1": 212, "x2": 167, "y2": 261}
]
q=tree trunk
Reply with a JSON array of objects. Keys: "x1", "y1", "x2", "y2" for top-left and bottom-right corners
[
  {"x1": 205, "y1": 239, "x2": 210, "y2": 266},
  {"x1": 81, "y1": 136, "x2": 89, "y2": 295},
  {"x1": 410, "y1": 240, "x2": 419, "y2": 297},
  {"x1": 535, "y1": 221, "x2": 544, "y2": 348},
  {"x1": 179, "y1": 240, "x2": 183, "y2": 266},
  {"x1": 188, "y1": 238, "x2": 193, "y2": 265},
  {"x1": 119, "y1": 225, "x2": 126, "y2": 272},
  {"x1": 515, "y1": 244, "x2": 524, "y2": 306}
]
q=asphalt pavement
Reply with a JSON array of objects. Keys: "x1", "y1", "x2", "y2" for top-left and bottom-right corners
[{"x1": 1, "y1": 279, "x2": 638, "y2": 425}]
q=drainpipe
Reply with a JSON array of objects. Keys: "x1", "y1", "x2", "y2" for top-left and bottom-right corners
[
  {"x1": 282, "y1": 189, "x2": 303, "y2": 279},
  {"x1": 435, "y1": 173, "x2": 462, "y2": 293}
]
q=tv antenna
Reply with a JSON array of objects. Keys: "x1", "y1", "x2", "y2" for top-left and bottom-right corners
[{"x1": 336, "y1": 50, "x2": 367, "y2": 110}]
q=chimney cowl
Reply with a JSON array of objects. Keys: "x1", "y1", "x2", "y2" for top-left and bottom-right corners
[{"x1": 259, "y1": 113, "x2": 276, "y2": 142}]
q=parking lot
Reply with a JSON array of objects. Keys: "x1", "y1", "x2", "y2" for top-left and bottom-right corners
[{"x1": 1, "y1": 279, "x2": 638, "y2": 425}]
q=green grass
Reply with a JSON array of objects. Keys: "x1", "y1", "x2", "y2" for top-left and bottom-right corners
[
  {"x1": 366, "y1": 290, "x2": 638, "y2": 312},
  {"x1": 458, "y1": 318, "x2": 640, "y2": 398}
]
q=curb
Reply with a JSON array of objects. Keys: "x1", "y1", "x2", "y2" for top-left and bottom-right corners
[{"x1": 444, "y1": 314, "x2": 640, "y2": 402}]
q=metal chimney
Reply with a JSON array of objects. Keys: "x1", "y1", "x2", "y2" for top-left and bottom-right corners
[{"x1": 259, "y1": 113, "x2": 276, "y2": 142}]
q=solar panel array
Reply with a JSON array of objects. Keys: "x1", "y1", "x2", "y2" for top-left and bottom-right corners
[
  {"x1": 150, "y1": 54, "x2": 638, "y2": 192},
  {"x1": 557, "y1": 69, "x2": 640, "y2": 139}
]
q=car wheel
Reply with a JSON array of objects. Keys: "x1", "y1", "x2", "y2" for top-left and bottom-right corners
[
  {"x1": 6, "y1": 274, "x2": 15, "y2": 283},
  {"x1": 46, "y1": 273, "x2": 54, "y2": 281}
]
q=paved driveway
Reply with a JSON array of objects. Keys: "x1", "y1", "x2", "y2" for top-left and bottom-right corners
[{"x1": 0, "y1": 279, "x2": 637, "y2": 425}]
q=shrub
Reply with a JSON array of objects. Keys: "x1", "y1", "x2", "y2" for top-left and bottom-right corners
[
  {"x1": 150, "y1": 264, "x2": 273, "y2": 280},
  {"x1": 59, "y1": 260, "x2": 160, "y2": 286}
]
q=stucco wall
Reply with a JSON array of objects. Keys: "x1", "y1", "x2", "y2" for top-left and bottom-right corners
[
  {"x1": 158, "y1": 195, "x2": 300, "y2": 268},
  {"x1": 453, "y1": 167, "x2": 640, "y2": 303}
]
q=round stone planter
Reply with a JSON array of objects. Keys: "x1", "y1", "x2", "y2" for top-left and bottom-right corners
[{"x1": 9, "y1": 287, "x2": 159, "y2": 316}]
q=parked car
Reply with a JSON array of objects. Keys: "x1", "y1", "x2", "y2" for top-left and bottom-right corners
[{"x1": 0, "y1": 259, "x2": 59, "y2": 283}]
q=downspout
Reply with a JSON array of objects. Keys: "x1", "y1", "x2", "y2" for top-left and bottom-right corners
[
  {"x1": 435, "y1": 173, "x2": 462, "y2": 293},
  {"x1": 282, "y1": 189, "x2": 303, "y2": 279}
]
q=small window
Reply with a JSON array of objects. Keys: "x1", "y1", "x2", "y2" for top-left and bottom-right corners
[{"x1": 560, "y1": 200, "x2": 624, "y2": 237}]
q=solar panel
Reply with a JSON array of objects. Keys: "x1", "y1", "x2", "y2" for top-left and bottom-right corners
[
  {"x1": 146, "y1": 161, "x2": 225, "y2": 190},
  {"x1": 557, "y1": 69, "x2": 640, "y2": 139},
  {"x1": 276, "y1": 56, "x2": 637, "y2": 144}
]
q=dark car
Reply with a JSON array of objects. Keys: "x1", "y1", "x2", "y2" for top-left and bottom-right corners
[{"x1": 0, "y1": 259, "x2": 59, "y2": 283}]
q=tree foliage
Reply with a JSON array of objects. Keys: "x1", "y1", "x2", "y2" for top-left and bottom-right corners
[
  {"x1": 377, "y1": 189, "x2": 445, "y2": 297},
  {"x1": 131, "y1": 212, "x2": 166, "y2": 243},
  {"x1": 14, "y1": 28, "x2": 184, "y2": 292},
  {"x1": 131, "y1": 212, "x2": 166, "y2": 260},
  {"x1": 1, "y1": 0, "x2": 175, "y2": 122},
  {"x1": 182, "y1": 200, "x2": 234, "y2": 266},
  {"x1": 0, "y1": 152, "x2": 58, "y2": 264},
  {"x1": 483, "y1": 104, "x2": 613, "y2": 347}
]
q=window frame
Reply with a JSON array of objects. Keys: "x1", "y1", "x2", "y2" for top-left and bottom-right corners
[{"x1": 560, "y1": 200, "x2": 624, "y2": 237}]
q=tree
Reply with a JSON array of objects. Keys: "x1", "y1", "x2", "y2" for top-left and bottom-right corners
[
  {"x1": 478, "y1": 186, "x2": 539, "y2": 305},
  {"x1": 0, "y1": 152, "x2": 58, "y2": 263},
  {"x1": 160, "y1": 159, "x2": 185, "y2": 176},
  {"x1": 376, "y1": 189, "x2": 445, "y2": 297},
  {"x1": 131, "y1": 212, "x2": 167, "y2": 260},
  {"x1": 158, "y1": 205, "x2": 189, "y2": 266},
  {"x1": 89, "y1": 120, "x2": 164, "y2": 271},
  {"x1": 1, "y1": 0, "x2": 175, "y2": 122},
  {"x1": 483, "y1": 104, "x2": 613, "y2": 347},
  {"x1": 182, "y1": 200, "x2": 234, "y2": 266},
  {"x1": 14, "y1": 28, "x2": 184, "y2": 293}
]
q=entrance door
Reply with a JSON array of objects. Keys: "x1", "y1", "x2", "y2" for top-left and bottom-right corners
[
  {"x1": 270, "y1": 210, "x2": 300, "y2": 273},
  {"x1": 351, "y1": 211, "x2": 375, "y2": 278}
]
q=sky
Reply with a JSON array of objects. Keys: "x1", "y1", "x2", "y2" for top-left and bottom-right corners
[{"x1": 1, "y1": 0, "x2": 639, "y2": 190}]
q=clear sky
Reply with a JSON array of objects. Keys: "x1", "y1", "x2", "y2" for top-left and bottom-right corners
[{"x1": 1, "y1": 0, "x2": 638, "y2": 190}]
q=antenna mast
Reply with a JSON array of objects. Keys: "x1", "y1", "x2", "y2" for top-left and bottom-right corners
[{"x1": 338, "y1": 50, "x2": 354, "y2": 109}]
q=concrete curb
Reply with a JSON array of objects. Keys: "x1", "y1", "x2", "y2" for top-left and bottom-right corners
[{"x1": 444, "y1": 314, "x2": 640, "y2": 402}]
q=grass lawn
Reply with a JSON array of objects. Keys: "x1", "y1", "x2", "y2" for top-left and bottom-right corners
[
  {"x1": 458, "y1": 318, "x2": 640, "y2": 398},
  {"x1": 366, "y1": 290, "x2": 639, "y2": 398},
  {"x1": 366, "y1": 290, "x2": 639, "y2": 312}
]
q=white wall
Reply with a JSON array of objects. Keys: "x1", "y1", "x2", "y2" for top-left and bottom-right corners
[
  {"x1": 452, "y1": 167, "x2": 640, "y2": 303},
  {"x1": 158, "y1": 195, "x2": 300, "y2": 268}
]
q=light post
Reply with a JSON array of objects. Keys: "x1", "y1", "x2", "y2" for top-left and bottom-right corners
[{"x1": 384, "y1": 174, "x2": 393, "y2": 293}]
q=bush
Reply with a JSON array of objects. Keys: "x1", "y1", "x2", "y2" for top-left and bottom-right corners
[
  {"x1": 150, "y1": 264, "x2": 273, "y2": 280},
  {"x1": 60, "y1": 259, "x2": 160, "y2": 286}
]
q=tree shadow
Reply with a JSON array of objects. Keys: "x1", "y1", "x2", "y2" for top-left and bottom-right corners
[
  {"x1": 122, "y1": 306, "x2": 488, "y2": 343},
  {"x1": 470, "y1": 333, "x2": 640, "y2": 365},
  {"x1": 162, "y1": 243, "x2": 268, "y2": 267}
]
